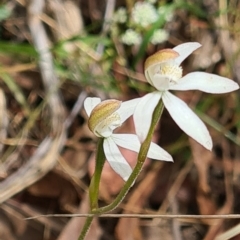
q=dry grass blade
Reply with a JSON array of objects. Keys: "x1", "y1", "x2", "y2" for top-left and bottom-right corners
[
  {"x1": 0, "y1": 88, "x2": 8, "y2": 154},
  {"x1": 1, "y1": 73, "x2": 31, "y2": 115},
  {"x1": 0, "y1": 0, "x2": 66, "y2": 204},
  {"x1": 216, "y1": 223, "x2": 240, "y2": 240}
]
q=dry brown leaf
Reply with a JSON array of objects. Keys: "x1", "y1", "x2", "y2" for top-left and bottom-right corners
[
  {"x1": 189, "y1": 138, "x2": 218, "y2": 230},
  {"x1": 27, "y1": 172, "x2": 78, "y2": 208},
  {"x1": 115, "y1": 162, "x2": 164, "y2": 240}
]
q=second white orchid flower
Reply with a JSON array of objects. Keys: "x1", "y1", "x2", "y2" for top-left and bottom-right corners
[
  {"x1": 84, "y1": 97, "x2": 173, "y2": 181},
  {"x1": 134, "y1": 42, "x2": 239, "y2": 150}
]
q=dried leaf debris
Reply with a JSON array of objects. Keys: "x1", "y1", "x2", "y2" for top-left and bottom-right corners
[{"x1": 0, "y1": 0, "x2": 240, "y2": 240}]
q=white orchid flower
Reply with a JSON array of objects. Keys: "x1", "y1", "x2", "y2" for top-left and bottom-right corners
[
  {"x1": 84, "y1": 97, "x2": 173, "y2": 181},
  {"x1": 134, "y1": 42, "x2": 239, "y2": 150}
]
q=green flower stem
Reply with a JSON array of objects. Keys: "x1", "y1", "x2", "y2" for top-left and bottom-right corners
[
  {"x1": 93, "y1": 99, "x2": 164, "y2": 214},
  {"x1": 78, "y1": 138, "x2": 105, "y2": 240},
  {"x1": 79, "y1": 100, "x2": 164, "y2": 240},
  {"x1": 89, "y1": 137, "x2": 105, "y2": 209},
  {"x1": 78, "y1": 216, "x2": 94, "y2": 240}
]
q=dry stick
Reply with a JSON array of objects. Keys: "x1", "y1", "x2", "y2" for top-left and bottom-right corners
[
  {"x1": 64, "y1": 91, "x2": 87, "y2": 129},
  {"x1": 216, "y1": 223, "x2": 240, "y2": 240},
  {"x1": 0, "y1": 74, "x2": 45, "y2": 172},
  {"x1": 0, "y1": 0, "x2": 66, "y2": 204},
  {"x1": 26, "y1": 213, "x2": 240, "y2": 220},
  {"x1": 96, "y1": 0, "x2": 116, "y2": 55},
  {"x1": 0, "y1": 88, "x2": 8, "y2": 154},
  {"x1": 89, "y1": 0, "x2": 116, "y2": 98},
  {"x1": 3, "y1": 199, "x2": 62, "y2": 233},
  {"x1": 171, "y1": 198, "x2": 182, "y2": 240},
  {"x1": 0, "y1": 0, "x2": 89, "y2": 204}
]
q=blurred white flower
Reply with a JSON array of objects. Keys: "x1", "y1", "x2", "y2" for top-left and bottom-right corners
[
  {"x1": 121, "y1": 29, "x2": 142, "y2": 45},
  {"x1": 134, "y1": 42, "x2": 239, "y2": 150},
  {"x1": 132, "y1": 2, "x2": 159, "y2": 27},
  {"x1": 150, "y1": 29, "x2": 169, "y2": 44},
  {"x1": 158, "y1": 5, "x2": 174, "y2": 22},
  {"x1": 84, "y1": 97, "x2": 173, "y2": 181},
  {"x1": 113, "y1": 7, "x2": 127, "y2": 24}
]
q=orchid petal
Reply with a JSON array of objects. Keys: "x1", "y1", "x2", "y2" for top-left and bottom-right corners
[
  {"x1": 169, "y1": 72, "x2": 239, "y2": 93},
  {"x1": 133, "y1": 92, "x2": 162, "y2": 142},
  {"x1": 147, "y1": 142, "x2": 173, "y2": 161},
  {"x1": 152, "y1": 74, "x2": 170, "y2": 91},
  {"x1": 103, "y1": 137, "x2": 132, "y2": 181},
  {"x1": 173, "y1": 42, "x2": 201, "y2": 66},
  {"x1": 117, "y1": 98, "x2": 141, "y2": 123},
  {"x1": 84, "y1": 97, "x2": 101, "y2": 116},
  {"x1": 112, "y1": 134, "x2": 173, "y2": 162},
  {"x1": 111, "y1": 134, "x2": 140, "y2": 151},
  {"x1": 162, "y1": 91, "x2": 212, "y2": 150}
]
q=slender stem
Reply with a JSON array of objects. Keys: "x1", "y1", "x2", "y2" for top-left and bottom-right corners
[
  {"x1": 89, "y1": 138, "x2": 105, "y2": 209},
  {"x1": 78, "y1": 138, "x2": 105, "y2": 240},
  {"x1": 93, "y1": 100, "x2": 164, "y2": 214},
  {"x1": 78, "y1": 216, "x2": 94, "y2": 240}
]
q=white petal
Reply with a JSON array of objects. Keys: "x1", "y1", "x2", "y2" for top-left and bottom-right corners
[
  {"x1": 169, "y1": 72, "x2": 239, "y2": 93},
  {"x1": 117, "y1": 98, "x2": 141, "y2": 123},
  {"x1": 111, "y1": 134, "x2": 141, "y2": 151},
  {"x1": 103, "y1": 137, "x2": 132, "y2": 181},
  {"x1": 148, "y1": 142, "x2": 173, "y2": 162},
  {"x1": 112, "y1": 134, "x2": 173, "y2": 162},
  {"x1": 133, "y1": 92, "x2": 162, "y2": 142},
  {"x1": 152, "y1": 74, "x2": 170, "y2": 91},
  {"x1": 173, "y1": 42, "x2": 201, "y2": 66},
  {"x1": 162, "y1": 91, "x2": 212, "y2": 150},
  {"x1": 84, "y1": 97, "x2": 101, "y2": 116}
]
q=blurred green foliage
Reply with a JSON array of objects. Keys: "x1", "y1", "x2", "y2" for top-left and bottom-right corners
[{"x1": 0, "y1": 5, "x2": 11, "y2": 22}]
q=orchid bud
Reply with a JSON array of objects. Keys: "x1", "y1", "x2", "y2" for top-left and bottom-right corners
[{"x1": 88, "y1": 99, "x2": 122, "y2": 138}]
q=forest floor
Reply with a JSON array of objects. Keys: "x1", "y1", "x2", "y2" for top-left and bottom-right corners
[{"x1": 0, "y1": 0, "x2": 240, "y2": 239}]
